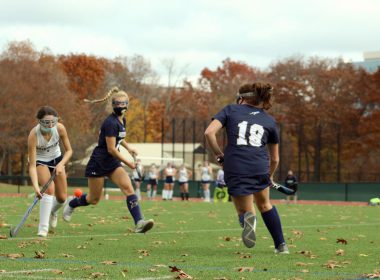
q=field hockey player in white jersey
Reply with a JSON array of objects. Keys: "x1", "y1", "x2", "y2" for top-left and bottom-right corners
[{"x1": 28, "y1": 106, "x2": 73, "y2": 237}]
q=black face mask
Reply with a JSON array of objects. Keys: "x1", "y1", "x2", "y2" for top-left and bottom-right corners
[{"x1": 113, "y1": 107, "x2": 127, "y2": 116}]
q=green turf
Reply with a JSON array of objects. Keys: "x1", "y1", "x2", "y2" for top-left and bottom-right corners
[{"x1": 0, "y1": 197, "x2": 379, "y2": 280}]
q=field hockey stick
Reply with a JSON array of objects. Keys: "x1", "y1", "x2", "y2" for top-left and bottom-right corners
[
  {"x1": 132, "y1": 154, "x2": 143, "y2": 180},
  {"x1": 270, "y1": 182, "x2": 296, "y2": 195},
  {"x1": 10, "y1": 170, "x2": 57, "y2": 237}
]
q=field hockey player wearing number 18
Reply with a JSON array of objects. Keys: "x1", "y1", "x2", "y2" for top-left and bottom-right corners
[
  {"x1": 63, "y1": 88, "x2": 154, "y2": 233},
  {"x1": 205, "y1": 82, "x2": 289, "y2": 254}
]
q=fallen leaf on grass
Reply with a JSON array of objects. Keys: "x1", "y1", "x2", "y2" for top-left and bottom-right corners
[
  {"x1": 297, "y1": 251, "x2": 318, "y2": 259},
  {"x1": 62, "y1": 253, "x2": 74, "y2": 258},
  {"x1": 324, "y1": 260, "x2": 344, "y2": 269},
  {"x1": 291, "y1": 230, "x2": 304, "y2": 236},
  {"x1": 362, "y1": 270, "x2": 380, "y2": 278},
  {"x1": 90, "y1": 272, "x2": 107, "y2": 278},
  {"x1": 169, "y1": 266, "x2": 193, "y2": 279},
  {"x1": 52, "y1": 270, "x2": 64, "y2": 275},
  {"x1": 359, "y1": 254, "x2": 369, "y2": 257},
  {"x1": 237, "y1": 267, "x2": 254, "y2": 272},
  {"x1": 213, "y1": 277, "x2": 229, "y2": 280},
  {"x1": 34, "y1": 251, "x2": 46, "y2": 259},
  {"x1": 0, "y1": 234, "x2": 7, "y2": 239},
  {"x1": 100, "y1": 260, "x2": 117, "y2": 265},
  {"x1": 0, "y1": 270, "x2": 6, "y2": 273},
  {"x1": 0, "y1": 253, "x2": 24, "y2": 259},
  {"x1": 336, "y1": 249, "x2": 345, "y2": 256},
  {"x1": 336, "y1": 238, "x2": 348, "y2": 245}
]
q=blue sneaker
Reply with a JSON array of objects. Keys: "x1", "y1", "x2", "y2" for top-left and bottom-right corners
[{"x1": 242, "y1": 212, "x2": 256, "y2": 248}]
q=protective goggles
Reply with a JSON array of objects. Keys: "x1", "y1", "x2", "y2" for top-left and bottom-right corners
[
  {"x1": 112, "y1": 100, "x2": 129, "y2": 107},
  {"x1": 39, "y1": 117, "x2": 58, "y2": 127}
]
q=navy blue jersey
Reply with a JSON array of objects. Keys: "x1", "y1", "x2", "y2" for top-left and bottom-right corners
[
  {"x1": 90, "y1": 114, "x2": 126, "y2": 164},
  {"x1": 213, "y1": 104, "x2": 279, "y2": 176}
]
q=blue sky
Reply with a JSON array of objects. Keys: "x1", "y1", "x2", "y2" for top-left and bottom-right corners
[{"x1": 1, "y1": 0, "x2": 379, "y2": 84}]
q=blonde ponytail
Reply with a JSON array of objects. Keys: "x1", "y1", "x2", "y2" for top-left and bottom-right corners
[{"x1": 83, "y1": 87, "x2": 120, "y2": 104}]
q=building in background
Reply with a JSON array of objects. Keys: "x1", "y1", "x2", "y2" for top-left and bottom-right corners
[{"x1": 352, "y1": 51, "x2": 380, "y2": 73}]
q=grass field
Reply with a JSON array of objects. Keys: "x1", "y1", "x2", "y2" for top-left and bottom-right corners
[{"x1": 0, "y1": 195, "x2": 379, "y2": 280}]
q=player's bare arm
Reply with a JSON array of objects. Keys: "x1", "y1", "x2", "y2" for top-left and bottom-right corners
[
  {"x1": 57, "y1": 123, "x2": 73, "y2": 175},
  {"x1": 204, "y1": 119, "x2": 224, "y2": 162},
  {"x1": 27, "y1": 129, "x2": 42, "y2": 198},
  {"x1": 267, "y1": 143, "x2": 279, "y2": 181}
]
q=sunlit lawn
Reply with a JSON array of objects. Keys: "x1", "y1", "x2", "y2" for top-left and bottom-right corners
[{"x1": 1, "y1": 195, "x2": 379, "y2": 279}]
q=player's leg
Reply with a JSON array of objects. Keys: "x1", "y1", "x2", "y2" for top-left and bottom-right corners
[
  {"x1": 36, "y1": 165, "x2": 55, "y2": 237},
  {"x1": 168, "y1": 183, "x2": 174, "y2": 200},
  {"x1": 184, "y1": 182, "x2": 189, "y2": 200},
  {"x1": 146, "y1": 183, "x2": 152, "y2": 199},
  {"x1": 254, "y1": 187, "x2": 289, "y2": 254},
  {"x1": 203, "y1": 182, "x2": 210, "y2": 202},
  {"x1": 50, "y1": 168, "x2": 68, "y2": 231},
  {"x1": 135, "y1": 180, "x2": 141, "y2": 200},
  {"x1": 109, "y1": 167, "x2": 154, "y2": 233},
  {"x1": 63, "y1": 177, "x2": 103, "y2": 222},
  {"x1": 162, "y1": 182, "x2": 168, "y2": 200},
  {"x1": 180, "y1": 183, "x2": 185, "y2": 200},
  {"x1": 152, "y1": 181, "x2": 157, "y2": 198},
  {"x1": 231, "y1": 195, "x2": 257, "y2": 248}
]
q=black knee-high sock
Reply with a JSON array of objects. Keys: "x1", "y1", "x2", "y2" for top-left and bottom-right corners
[
  {"x1": 181, "y1": 192, "x2": 185, "y2": 200},
  {"x1": 185, "y1": 193, "x2": 189, "y2": 200},
  {"x1": 261, "y1": 206, "x2": 285, "y2": 248},
  {"x1": 69, "y1": 194, "x2": 89, "y2": 208}
]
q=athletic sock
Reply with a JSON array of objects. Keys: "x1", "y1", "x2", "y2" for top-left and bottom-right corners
[
  {"x1": 126, "y1": 194, "x2": 143, "y2": 225},
  {"x1": 147, "y1": 188, "x2": 151, "y2": 198},
  {"x1": 238, "y1": 214, "x2": 244, "y2": 228},
  {"x1": 168, "y1": 190, "x2": 173, "y2": 199},
  {"x1": 152, "y1": 190, "x2": 157, "y2": 198},
  {"x1": 51, "y1": 197, "x2": 64, "y2": 215},
  {"x1": 162, "y1": 189, "x2": 167, "y2": 199},
  {"x1": 135, "y1": 188, "x2": 141, "y2": 200},
  {"x1": 261, "y1": 206, "x2": 285, "y2": 248},
  {"x1": 204, "y1": 189, "x2": 210, "y2": 200},
  {"x1": 69, "y1": 194, "x2": 89, "y2": 208},
  {"x1": 39, "y1": 194, "x2": 53, "y2": 233},
  {"x1": 185, "y1": 193, "x2": 189, "y2": 200},
  {"x1": 181, "y1": 192, "x2": 185, "y2": 200}
]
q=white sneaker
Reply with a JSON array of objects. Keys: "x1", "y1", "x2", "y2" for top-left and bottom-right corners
[
  {"x1": 135, "y1": 219, "x2": 154, "y2": 233},
  {"x1": 49, "y1": 212, "x2": 58, "y2": 230},
  {"x1": 242, "y1": 212, "x2": 257, "y2": 248},
  {"x1": 62, "y1": 202, "x2": 74, "y2": 222},
  {"x1": 274, "y1": 243, "x2": 290, "y2": 254},
  {"x1": 37, "y1": 230, "x2": 48, "y2": 237}
]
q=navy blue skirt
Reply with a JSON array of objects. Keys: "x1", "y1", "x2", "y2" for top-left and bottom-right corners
[{"x1": 225, "y1": 173, "x2": 271, "y2": 197}]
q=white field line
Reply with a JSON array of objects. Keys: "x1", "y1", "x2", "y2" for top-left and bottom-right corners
[
  {"x1": 0, "y1": 269, "x2": 55, "y2": 274},
  {"x1": 2, "y1": 222, "x2": 380, "y2": 241},
  {"x1": 132, "y1": 276, "x2": 172, "y2": 280},
  {"x1": 0, "y1": 275, "x2": 80, "y2": 280}
]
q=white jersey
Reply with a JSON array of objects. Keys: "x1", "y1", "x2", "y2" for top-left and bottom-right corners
[
  {"x1": 165, "y1": 167, "x2": 174, "y2": 176},
  {"x1": 216, "y1": 169, "x2": 226, "y2": 185},
  {"x1": 148, "y1": 169, "x2": 157, "y2": 179},
  {"x1": 35, "y1": 124, "x2": 61, "y2": 162},
  {"x1": 132, "y1": 165, "x2": 142, "y2": 179},
  {"x1": 178, "y1": 168, "x2": 188, "y2": 183},
  {"x1": 201, "y1": 166, "x2": 211, "y2": 181}
]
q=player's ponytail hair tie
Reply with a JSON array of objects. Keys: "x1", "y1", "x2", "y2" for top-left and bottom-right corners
[{"x1": 83, "y1": 87, "x2": 120, "y2": 104}]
